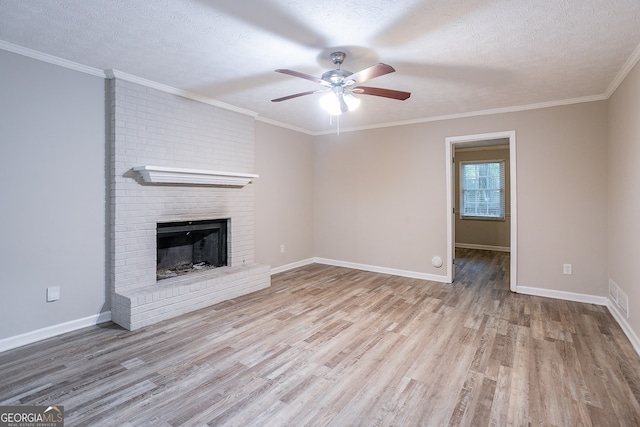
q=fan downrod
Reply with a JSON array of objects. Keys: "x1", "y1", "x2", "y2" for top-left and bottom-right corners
[{"x1": 322, "y1": 52, "x2": 352, "y2": 84}]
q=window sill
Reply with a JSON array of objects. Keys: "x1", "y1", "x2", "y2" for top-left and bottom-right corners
[{"x1": 460, "y1": 215, "x2": 507, "y2": 222}]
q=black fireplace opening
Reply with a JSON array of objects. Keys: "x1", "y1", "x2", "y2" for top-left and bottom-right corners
[{"x1": 157, "y1": 219, "x2": 228, "y2": 280}]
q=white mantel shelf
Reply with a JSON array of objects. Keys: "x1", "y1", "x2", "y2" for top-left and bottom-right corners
[{"x1": 133, "y1": 165, "x2": 258, "y2": 187}]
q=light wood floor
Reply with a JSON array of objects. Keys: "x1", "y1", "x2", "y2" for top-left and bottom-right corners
[{"x1": 2, "y1": 249, "x2": 640, "y2": 426}]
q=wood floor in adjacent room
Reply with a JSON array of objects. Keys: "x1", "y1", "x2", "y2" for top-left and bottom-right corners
[{"x1": 2, "y1": 249, "x2": 640, "y2": 426}]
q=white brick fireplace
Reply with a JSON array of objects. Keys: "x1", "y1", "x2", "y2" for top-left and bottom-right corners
[{"x1": 107, "y1": 75, "x2": 270, "y2": 330}]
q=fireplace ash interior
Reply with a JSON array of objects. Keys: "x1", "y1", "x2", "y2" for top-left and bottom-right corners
[{"x1": 156, "y1": 219, "x2": 228, "y2": 281}]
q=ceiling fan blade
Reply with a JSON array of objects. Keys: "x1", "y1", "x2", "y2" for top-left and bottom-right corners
[
  {"x1": 275, "y1": 69, "x2": 331, "y2": 86},
  {"x1": 271, "y1": 90, "x2": 319, "y2": 102},
  {"x1": 353, "y1": 86, "x2": 411, "y2": 100},
  {"x1": 343, "y1": 63, "x2": 395, "y2": 86}
]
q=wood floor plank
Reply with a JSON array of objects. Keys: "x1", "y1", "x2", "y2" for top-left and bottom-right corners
[
  {"x1": 507, "y1": 325, "x2": 532, "y2": 425},
  {"x1": 1, "y1": 248, "x2": 639, "y2": 426}
]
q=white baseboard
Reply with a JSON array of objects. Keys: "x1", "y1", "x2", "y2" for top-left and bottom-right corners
[
  {"x1": 314, "y1": 257, "x2": 449, "y2": 283},
  {"x1": 0, "y1": 311, "x2": 112, "y2": 353},
  {"x1": 270, "y1": 258, "x2": 315, "y2": 275},
  {"x1": 607, "y1": 299, "x2": 640, "y2": 357},
  {"x1": 455, "y1": 243, "x2": 511, "y2": 252},
  {"x1": 516, "y1": 285, "x2": 608, "y2": 305}
]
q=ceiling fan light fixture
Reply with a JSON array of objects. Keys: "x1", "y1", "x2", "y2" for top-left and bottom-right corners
[
  {"x1": 344, "y1": 93, "x2": 361, "y2": 111},
  {"x1": 319, "y1": 92, "x2": 361, "y2": 116},
  {"x1": 319, "y1": 92, "x2": 342, "y2": 115}
]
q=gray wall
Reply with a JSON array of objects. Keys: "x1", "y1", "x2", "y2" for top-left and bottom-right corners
[
  {"x1": 313, "y1": 102, "x2": 608, "y2": 297},
  {"x1": 0, "y1": 50, "x2": 107, "y2": 339},
  {"x1": 255, "y1": 122, "x2": 314, "y2": 269},
  {"x1": 608, "y1": 59, "x2": 640, "y2": 338}
]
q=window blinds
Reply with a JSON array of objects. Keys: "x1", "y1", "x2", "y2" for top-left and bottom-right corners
[{"x1": 460, "y1": 160, "x2": 505, "y2": 219}]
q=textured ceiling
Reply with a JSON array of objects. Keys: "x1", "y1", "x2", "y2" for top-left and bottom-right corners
[{"x1": 1, "y1": 0, "x2": 639, "y2": 133}]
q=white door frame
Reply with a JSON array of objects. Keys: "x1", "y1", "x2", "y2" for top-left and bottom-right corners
[{"x1": 445, "y1": 130, "x2": 517, "y2": 292}]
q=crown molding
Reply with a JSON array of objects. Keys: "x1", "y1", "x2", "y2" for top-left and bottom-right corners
[
  {"x1": 1, "y1": 40, "x2": 628, "y2": 136},
  {"x1": 0, "y1": 41, "x2": 258, "y2": 118},
  {"x1": 255, "y1": 116, "x2": 315, "y2": 135},
  {"x1": 313, "y1": 94, "x2": 608, "y2": 136},
  {"x1": 605, "y1": 41, "x2": 640, "y2": 98},
  {"x1": 105, "y1": 69, "x2": 258, "y2": 118},
  {"x1": 0, "y1": 40, "x2": 106, "y2": 77}
]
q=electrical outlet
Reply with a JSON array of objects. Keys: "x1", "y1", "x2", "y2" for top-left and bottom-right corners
[
  {"x1": 563, "y1": 264, "x2": 572, "y2": 275},
  {"x1": 47, "y1": 286, "x2": 60, "y2": 302},
  {"x1": 280, "y1": 244, "x2": 285, "y2": 253}
]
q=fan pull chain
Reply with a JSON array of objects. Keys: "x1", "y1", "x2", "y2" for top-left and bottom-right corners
[{"x1": 327, "y1": 113, "x2": 340, "y2": 135}]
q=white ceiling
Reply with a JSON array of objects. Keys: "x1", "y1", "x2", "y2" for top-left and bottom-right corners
[{"x1": 1, "y1": 0, "x2": 639, "y2": 134}]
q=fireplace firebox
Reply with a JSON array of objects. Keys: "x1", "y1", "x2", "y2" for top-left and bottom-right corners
[{"x1": 157, "y1": 219, "x2": 228, "y2": 280}]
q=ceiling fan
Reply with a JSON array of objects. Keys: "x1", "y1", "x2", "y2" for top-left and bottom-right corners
[{"x1": 271, "y1": 51, "x2": 411, "y2": 116}]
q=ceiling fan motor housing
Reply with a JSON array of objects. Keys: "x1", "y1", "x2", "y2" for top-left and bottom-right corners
[
  {"x1": 322, "y1": 69, "x2": 353, "y2": 84},
  {"x1": 321, "y1": 52, "x2": 352, "y2": 84}
]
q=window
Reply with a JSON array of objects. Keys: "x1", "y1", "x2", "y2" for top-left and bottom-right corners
[{"x1": 460, "y1": 160, "x2": 505, "y2": 220}]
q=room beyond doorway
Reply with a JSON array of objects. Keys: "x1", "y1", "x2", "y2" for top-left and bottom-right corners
[{"x1": 445, "y1": 131, "x2": 517, "y2": 291}]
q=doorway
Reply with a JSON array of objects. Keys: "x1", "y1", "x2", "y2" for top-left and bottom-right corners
[{"x1": 445, "y1": 131, "x2": 517, "y2": 292}]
